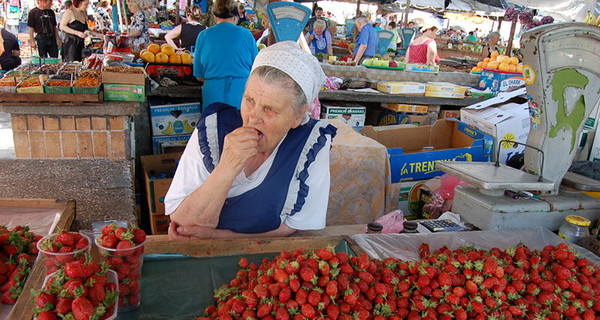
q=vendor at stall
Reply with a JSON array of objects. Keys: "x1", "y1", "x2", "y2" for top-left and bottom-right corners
[
  {"x1": 127, "y1": 0, "x2": 150, "y2": 50},
  {"x1": 482, "y1": 31, "x2": 500, "y2": 59},
  {"x1": 165, "y1": 41, "x2": 337, "y2": 240},
  {"x1": 192, "y1": 0, "x2": 257, "y2": 109},
  {"x1": 0, "y1": 28, "x2": 21, "y2": 71},
  {"x1": 93, "y1": 0, "x2": 113, "y2": 33},
  {"x1": 164, "y1": 5, "x2": 206, "y2": 52},
  {"x1": 305, "y1": 19, "x2": 332, "y2": 55},
  {"x1": 353, "y1": 16, "x2": 378, "y2": 64},
  {"x1": 405, "y1": 24, "x2": 439, "y2": 65}
]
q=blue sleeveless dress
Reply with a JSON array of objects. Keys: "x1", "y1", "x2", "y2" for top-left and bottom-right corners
[{"x1": 195, "y1": 103, "x2": 337, "y2": 233}]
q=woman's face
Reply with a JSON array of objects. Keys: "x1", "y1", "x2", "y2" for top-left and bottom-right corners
[
  {"x1": 79, "y1": 0, "x2": 89, "y2": 10},
  {"x1": 425, "y1": 28, "x2": 437, "y2": 39},
  {"x1": 241, "y1": 75, "x2": 303, "y2": 155},
  {"x1": 314, "y1": 26, "x2": 324, "y2": 36}
]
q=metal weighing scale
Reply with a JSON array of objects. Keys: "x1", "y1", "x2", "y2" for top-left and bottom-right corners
[
  {"x1": 437, "y1": 23, "x2": 600, "y2": 231},
  {"x1": 266, "y1": 2, "x2": 311, "y2": 42}
]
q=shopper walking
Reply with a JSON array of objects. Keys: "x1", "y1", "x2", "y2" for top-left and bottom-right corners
[
  {"x1": 28, "y1": 0, "x2": 61, "y2": 58},
  {"x1": 59, "y1": 0, "x2": 91, "y2": 61}
]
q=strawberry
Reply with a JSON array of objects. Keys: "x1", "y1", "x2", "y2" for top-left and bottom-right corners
[
  {"x1": 116, "y1": 240, "x2": 135, "y2": 255},
  {"x1": 0, "y1": 290, "x2": 17, "y2": 304},
  {"x1": 75, "y1": 237, "x2": 89, "y2": 250},
  {"x1": 301, "y1": 303, "x2": 315, "y2": 318},
  {"x1": 100, "y1": 234, "x2": 118, "y2": 249},
  {"x1": 285, "y1": 261, "x2": 299, "y2": 275},
  {"x1": 55, "y1": 297, "x2": 74, "y2": 315},
  {"x1": 238, "y1": 257, "x2": 249, "y2": 269},
  {"x1": 72, "y1": 296, "x2": 94, "y2": 320},
  {"x1": 36, "y1": 311, "x2": 57, "y2": 320},
  {"x1": 299, "y1": 266, "x2": 316, "y2": 283},
  {"x1": 56, "y1": 231, "x2": 76, "y2": 247},
  {"x1": 308, "y1": 290, "x2": 320, "y2": 306},
  {"x1": 65, "y1": 261, "x2": 93, "y2": 278},
  {"x1": 131, "y1": 228, "x2": 146, "y2": 244},
  {"x1": 275, "y1": 306, "x2": 289, "y2": 320},
  {"x1": 101, "y1": 224, "x2": 116, "y2": 236},
  {"x1": 35, "y1": 291, "x2": 56, "y2": 309}
]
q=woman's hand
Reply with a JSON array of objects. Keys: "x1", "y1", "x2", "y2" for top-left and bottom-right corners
[
  {"x1": 168, "y1": 222, "x2": 214, "y2": 240},
  {"x1": 218, "y1": 127, "x2": 259, "y2": 177},
  {"x1": 306, "y1": 33, "x2": 314, "y2": 42}
]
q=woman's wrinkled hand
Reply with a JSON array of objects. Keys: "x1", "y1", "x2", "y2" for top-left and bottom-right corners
[
  {"x1": 219, "y1": 127, "x2": 259, "y2": 176},
  {"x1": 168, "y1": 221, "x2": 213, "y2": 240}
]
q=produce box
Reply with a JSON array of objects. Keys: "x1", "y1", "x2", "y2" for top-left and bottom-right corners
[
  {"x1": 152, "y1": 134, "x2": 191, "y2": 154},
  {"x1": 381, "y1": 103, "x2": 429, "y2": 114},
  {"x1": 150, "y1": 214, "x2": 171, "y2": 235},
  {"x1": 461, "y1": 89, "x2": 530, "y2": 163},
  {"x1": 425, "y1": 82, "x2": 466, "y2": 99},
  {"x1": 145, "y1": 63, "x2": 195, "y2": 82},
  {"x1": 439, "y1": 109, "x2": 460, "y2": 119},
  {"x1": 102, "y1": 66, "x2": 146, "y2": 85},
  {"x1": 361, "y1": 119, "x2": 493, "y2": 182},
  {"x1": 479, "y1": 67, "x2": 525, "y2": 93},
  {"x1": 320, "y1": 103, "x2": 366, "y2": 127},
  {"x1": 391, "y1": 180, "x2": 428, "y2": 219},
  {"x1": 141, "y1": 152, "x2": 182, "y2": 216},
  {"x1": 149, "y1": 98, "x2": 201, "y2": 136},
  {"x1": 104, "y1": 84, "x2": 145, "y2": 102},
  {"x1": 376, "y1": 108, "x2": 437, "y2": 126},
  {"x1": 377, "y1": 81, "x2": 427, "y2": 95}
]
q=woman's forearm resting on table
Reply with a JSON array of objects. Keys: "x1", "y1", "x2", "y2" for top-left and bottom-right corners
[{"x1": 168, "y1": 221, "x2": 297, "y2": 240}]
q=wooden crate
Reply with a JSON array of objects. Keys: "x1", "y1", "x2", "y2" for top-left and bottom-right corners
[
  {"x1": 0, "y1": 198, "x2": 75, "y2": 320},
  {"x1": 0, "y1": 92, "x2": 102, "y2": 105}
]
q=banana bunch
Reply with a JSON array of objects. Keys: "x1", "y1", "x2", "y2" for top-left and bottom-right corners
[
  {"x1": 597, "y1": 15, "x2": 600, "y2": 26},
  {"x1": 584, "y1": 11, "x2": 596, "y2": 24}
]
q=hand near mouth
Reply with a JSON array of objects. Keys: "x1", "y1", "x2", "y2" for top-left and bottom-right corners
[{"x1": 219, "y1": 127, "x2": 260, "y2": 176}]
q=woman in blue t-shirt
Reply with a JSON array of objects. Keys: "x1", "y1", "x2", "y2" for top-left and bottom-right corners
[
  {"x1": 193, "y1": 0, "x2": 258, "y2": 110},
  {"x1": 305, "y1": 19, "x2": 332, "y2": 55}
]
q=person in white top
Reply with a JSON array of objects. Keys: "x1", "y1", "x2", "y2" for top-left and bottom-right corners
[{"x1": 165, "y1": 41, "x2": 337, "y2": 240}]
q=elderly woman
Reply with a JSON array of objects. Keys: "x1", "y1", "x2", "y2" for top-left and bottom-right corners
[
  {"x1": 405, "y1": 24, "x2": 440, "y2": 65},
  {"x1": 127, "y1": 0, "x2": 150, "y2": 50},
  {"x1": 305, "y1": 19, "x2": 332, "y2": 55},
  {"x1": 165, "y1": 41, "x2": 337, "y2": 239},
  {"x1": 193, "y1": 0, "x2": 257, "y2": 110},
  {"x1": 94, "y1": 0, "x2": 112, "y2": 33},
  {"x1": 60, "y1": 0, "x2": 92, "y2": 61},
  {"x1": 165, "y1": 5, "x2": 206, "y2": 52},
  {"x1": 482, "y1": 31, "x2": 500, "y2": 59}
]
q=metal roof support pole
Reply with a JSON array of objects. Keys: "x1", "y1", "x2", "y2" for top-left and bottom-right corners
[
  {"x1": 506, "y1": 16, "x2": 517, "y2": 56},
  {"x1": 356, "y1": 0, "x2": 361, "y2": 17},
  {"x1": 403, "y1": 0, "x2": 410, "y2": 27}
]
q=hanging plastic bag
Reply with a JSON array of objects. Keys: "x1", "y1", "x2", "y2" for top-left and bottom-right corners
[{"x1": 362, "y1": 210, "x2": 406, "y2": 234}]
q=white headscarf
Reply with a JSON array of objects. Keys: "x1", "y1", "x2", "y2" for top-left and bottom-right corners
[{"x1": 251, "y1": 41, "x2": 325, "y2": 104}]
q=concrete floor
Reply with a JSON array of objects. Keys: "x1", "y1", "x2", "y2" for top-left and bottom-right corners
[{"x1": 0, "y1": 111, "x2": 15, "y2": 159}]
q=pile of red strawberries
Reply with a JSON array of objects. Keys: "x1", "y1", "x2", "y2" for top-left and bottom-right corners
[
  {"x1": 0, "y1": 225, "x2": 41, "y2": 305},
  {"x1": 38, "y1": 230, "x2": 90, "y2": 275},
  {"x1": 33, "y1": 259, "x2": 118, "y2": 320},
  {"x1": 96, "y1": 223, "x2": 146, "y2": 310},
  {"x1": 197, "y1": 243, "x2": 600, "y2": 320}
]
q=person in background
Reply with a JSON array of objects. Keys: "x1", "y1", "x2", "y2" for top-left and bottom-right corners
[
  {"x1": 405, "y1": 24, "x2": 440, "y2": 65},
  {"x1": 127, "y1": 0, "x2": 150, "y2": 50},
  {"x1": 482, "y1": 31, "x2": 500, "y2": 59},
  {"x1": 305, "y1": 19, "x2": 332, "y2": 55},
  {"x1": 193, "y1": 0, "x2": 257, "y2": 110},
  {"x1": 94, "y1": 0, "x2": 112, "y2": 33},
  {"x1": 306, "y1": 6, "x2": 328, "y2": 33},
  {"x1": 353, "y1": 16, "x2": 378, "y2": 64},
  {"x1": 467, "y1": 31, "x2": 477, "y2": 43},
  {"x1": 56, "y1": 0, "x2": 72, "y2": 56},
  {"x1": 28, "y1": 0, "x2": 61, "y2": 58},
  {"x1": 373, "y1": 18, "x2": 382, "y2": 31},
  {"x1": 387, "y1": 20, "x2": 398, "y2": 51},
  {"x1": 166, "y1": 41, "x2": 336, "y2": 240},
  {"x1": 0, "y1": 28, "x2": 21, "y2": 70},
  {"x1": 236, "y1": 3, "x2": 248, "y2": 26},
  {"x1": 59, "y1": 0, "x2": 90, "y2": 61},
  {"x1": 165, "y1": 5, "x2": 206, "y2": 52},
  {"x1": 255, "y1": 13, "x2": 269, "y2": 46}
]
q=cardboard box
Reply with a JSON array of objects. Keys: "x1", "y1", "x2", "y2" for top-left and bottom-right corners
[
  {"x1": 141, "y1": 152, "x2": 182, "y2": 215},
  {"x1": 425, "y1": 82, "x2": 466, "y2": 99},
  {"x1": 104, "y1": 84, "x2": 145, "y2": 102},
  {"x1": 102, "y1": 67, "x2": 145, "y2": 85},
  {"x1": 439, "y1": 109, "x2": 460, "y2": 119},
  {"x1": 376, "y1": 108, "x2": 437, "y2": 126},
  {"x1": 479, "y1": 68, "x2": 525, "y2": 93},
  {"x1": 392, "y1": 180, "x2": 427, "y2": 220},
  {"x1": 149, "y1": 100, "x2": 201, "y2": 136},
  {"x1": 460, "y1": 89, "x2": 530, "y2": 164},
  {"x1": 382, "y1": 103, "x2": 429, "y2": 114},
  {"x1": 361, "y1": 119, "x2": 493, "y2": 182},
  {"x1": 377, "y1": 81, "x2": 427, "y2": 95},
  {"x1": 150, "y1": 214, "x2": 171, "y2": 235},
  {"x1": 321, "y1": 104, "x2": 366, "y2": 127},
  {"x1": 152, "y1": 134, "x2": 191, "y2": 154}
]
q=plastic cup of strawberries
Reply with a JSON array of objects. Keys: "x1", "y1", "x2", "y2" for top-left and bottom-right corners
[
  {"x1": 37, "y1": 231, "x2": 91, "y2": 275},
  {"x1": 95, "y1": 224, "x2": 146, "y2": 312}
]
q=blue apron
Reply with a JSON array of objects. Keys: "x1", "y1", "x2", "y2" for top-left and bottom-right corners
[
  {"x1": 311, "y1": 31, "x2": 329, "y2": 54},
  {"x1": 195, "y1": 103, "x2": 337, "y2": 233}
]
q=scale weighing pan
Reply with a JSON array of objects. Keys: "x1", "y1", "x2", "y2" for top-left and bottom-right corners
[{"x1": 266, "y1": 2, "x2": 311, "y2": 42}]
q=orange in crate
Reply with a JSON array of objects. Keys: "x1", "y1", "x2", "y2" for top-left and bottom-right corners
[{"x1": 169, "y1": 54, "x2": 181, "y2": 64}]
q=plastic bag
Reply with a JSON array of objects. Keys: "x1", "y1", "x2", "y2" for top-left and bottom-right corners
[
  {"x1": 308, "y1": 97, "x2": 321, "y2": 119},
  {"x1": 362, "y1": 210, "x2": 406, "y2": 234},
  {"x1": 324, "y1": 76, "x2": 343, "y2": 91},
  {"x1": 422, "y1": 174, "x2": 469, "y2": 219}
]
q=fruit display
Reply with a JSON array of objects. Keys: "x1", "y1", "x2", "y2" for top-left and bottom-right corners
[
  {"x1": 583, "y1": 11, "x2": 600, "y2": 26},
  {"x1": 196, "y1": 243, "x2": 600, "y2": 320},
  {"x1": 504, "y1": 7, "x2": 556, "y2": 30},
  {"x1": 95, "y1": 223, "x2": 146, "y2": 311},
  {"x1": 362, "y1": 58, "x2": 404, "y2": 68},
  {"x1": 37, "y1": 231, "x2": 90, "y2": 275},
  {"x1": 140, "y1": 43, "x2": 193, "y2": 65},
  {"x1": 0, "y1": 225, "x2": 42, "y2": 305},
  {"x1": 73, "y1": 75, "x2": 99, "y2": 87},
  {"x1": 471, "y1": 51, "x2": 523, "y2": 74},
  {"x1": 32, "y1": 260, "x2": 119, "y2": 320}
]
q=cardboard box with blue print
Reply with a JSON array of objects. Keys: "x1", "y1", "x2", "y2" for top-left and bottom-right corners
[
  {"x1": 360, "y1": 119, "x2": 494, "y2": 183},
  {"x1": 321, "y1": 103, "x2": 366, "y2": 127},
  {"x1": 376, "y1": 108, "x2": 437, "y2": 126},
  {"x1": 460, "y1": 89, "x2": 530, "y2": 164},
  {"x1": 152, "y1": 134, "x2": 191, "y2": 154},
  {"x1": 141, "y1": 152, "x2": 182, "y2": 217},
  {"x1": 479, "y1": 67, "x2": 525, "y2": 94},
  {"x1": 149, "y1": 99, "x2": 201, "y2": 136}
]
